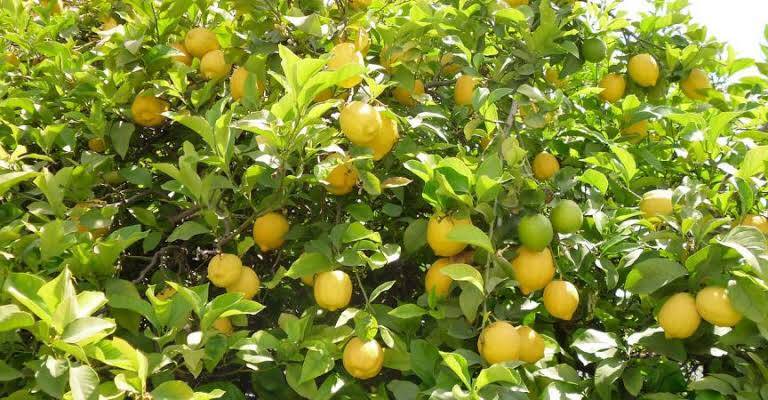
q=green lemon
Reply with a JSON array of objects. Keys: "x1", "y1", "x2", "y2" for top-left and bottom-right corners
[
  {"x1": 518, "y1": 213, "x2": 553, "y2": 251},
  {"x1": 550, "y1": 200, "x2": 583, "y2": 234},
  {"x1": 582, "y1": 38, "x2": 607, "y2": 63}
]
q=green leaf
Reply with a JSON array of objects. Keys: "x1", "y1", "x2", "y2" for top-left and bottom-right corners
[
  {"x1": 609, "y1": 145, "x2": 637, "y2": 183},
  {"x1": 285, "y1": 252, "x2": 334, "y2": 279},
  {"x1": 151, "y1": 381, "x2": 195, "y2": 400},
  {"x1": 69, "y1": 365, "x2": 99, "y2": 400},
  {"x1": 474, "y1": 364, "x2": 521, "y2": 390},
  {"x1": 108, "y1": 121, "x2": 135, "y2": 159},
  {"x1": 299, "y1": 347, "x2": 335, "y2": 384},
  {"x1": 494, "y1": 7, "x2": 525, "y2": 24},
  {"x1": 717, "y1": 227, "x2": 768, "y2": 279},
  {"x1": 369, "y1": 280, "x2": 395, "y2": 302},
  {"x1": 388, "y1": 304, "x2": 426, "y2": 319},
  {"x1": 167, "y1": 221, "x2": 210, "y2": 242},
  {"x1": 403, "y1": 219, "x2": 428, "y2": 254},
  {"x1": 0, "y1": 360, "x2": 22, "y2": 381},
  {"x1": 625, "y1": 258, "x2": 688, "y2": 295},
  {"x1": 440, "y1": 264, "x2": 484, "y2": 294},
  {"x1": 439, "y1": 351, "x2": 471, "y2": 389},
  {"x1": 738, "y1": 145, "x2": 768, "y2": 178},
  {"x1": 594, "y1": 358, "x2": 625, "y2": 400},
  {"x1": 342, "y1": 222, "x2": 382, "y2": 243},
  {"x1": 4, "y1": 272, "x2": 53, "y2": 326},
  {"x1": 579, "y1": 169, "x2": 609, "y2": 193},
  {"x1": 0, "y1": 171, "x2": 38, "y2": 197},
  {"x1": 0, "y1": 304, "x2": 34, "y2": 331},
  {"x1": 446, "y1": 224, "x2": 494, "y2": 253},
  {"x1": 61, "y1": 317, "x2": 116, "y2": 345}
]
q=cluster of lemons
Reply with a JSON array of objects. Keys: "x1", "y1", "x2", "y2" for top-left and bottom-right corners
[
  {"x1": 598, "y1": 53, "x2": 712, "y2": 142},
  {"x1": 637, "y1": 189, "x2": 768, "y2": 338}
]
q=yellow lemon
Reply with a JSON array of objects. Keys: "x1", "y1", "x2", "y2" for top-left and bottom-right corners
[
  {"x1": 252, "y1": 212, "x2": 289, "y2": 252},
  {"x1": 628, "y1": 53, "x2": 659, "y2": 87},
  {"x1": 393, "y1": 79, "x2": 425, "y2": 106},
  {"x1": 543, "y1": 280, "x2": 579, "y2": 320},
  {"x1": 3, "y1": 53, "x2": 19, "y2": 67},
  {"x1": 184, "y1": 27, "x2": 220, "y2": 58},
  {"x1": 171, "y1": 42, "x2": 192, "y2": 65},
  {"x1": 477, "y1": 321, "x2": 520, "y2": 364},
  {"x1": 454, "y1": 74, "x2": 476, "y2": 106},
  {"x1": 544, "y1": 68, "x2": 563, "y2": 87},
  {"x1": 88, "y1": 137, "x2": 107, "y2": 153},
  {"x1": 425, "y1": 258, "x2": 454, "y2": 298},
  {"x1": 301, "y1": 274, "x2": 315, "y2": 286},
  {"x1": 427, "y1": 214, "x2": 472, "y2": 257},
  {"x1": 343, "y1": 337, "x2": 384, "y2": 379},
  {"x1": 440, "y1": 54, "x2": 461, "y2": 76},
  {"x1": 505, "y1": 0, "x2": 529, "y2": 6},
  {"x1": 314, "y1": 270, "x2": 353, "y2": 311},
  {"x1": 365, "y1": 117, "x2": 398, "y2": 160},
  {"x1": 326, "y1": 161, "x2": 358, "y2": 195},
  {"x1": 100, "y1": 17, "x2": 117, "y2": 30},
  {"x1": 207, "y1": 253, "x2": 243, "y2": 287},
  {"x1": 511, "y1": 247, "x2": 555, "y2": 295},
  {"x1": 349, "y1": 0, "x2": 372, "y2": 10},
  {"x1": 598, "y1": 73, "x2": 626, "y2": 103},
  {"x1": 339, "y1": 101, "x2": 382, "y2": 145},
  {"x1": 231, "y1": 67, "x2": 265, "y2": 101},
  {"x1": 741, "y1": 214, "x2": 768, "y2": 234},
  {"x1": 328, "y1": 43, "x2": 364, "y2": 88},
  {"x1": 516, "y1": 326, "x2": 545, "y2": 363},
  {"x1": 353, "y1": 29, "x2": 371, "y2": 55},
  {"x1": 622, "y1": 120, "x2": 649, "y2": 143},
  {"x1": 681, "y1": 68, "x2": 711, "y2": 100},
  {"x1": 639, "y1": 189, "x2": 673, "y2": 218},
  {"x1": 532, "y1": 152, "x2": 560, "y2": 180},
  {"x1": 131, "y1": 95, "x2": 169, "y2": 127},
  {"x1": 226, "y1": 266, "x2": 261, "y2": 299},
  {"x1": 314, "y1": 88, "x2": 334, "y2": 102},
  {"x1": 212, "y1": 318, "x2": 234, "y2": 335},
  {"x1": 695, "y1": 286, "x2": 742, "y2": 327},
  {"x1": 658, "y1": 293, "x2": 701, "y2": 339},
  {"x1": 200, "y1": 49, "x2": 231, "y2": 80}
]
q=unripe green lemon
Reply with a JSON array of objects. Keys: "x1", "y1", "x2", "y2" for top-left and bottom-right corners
[
  {"x1": 550, "y1": 200, "x2": 583, "y2": 234},
  {"x1": 518, "y1": 213, "x2": 553, "y2": 251},
  {"x1": 581, "y1": 38, "x2": 607, "y2": 63}
]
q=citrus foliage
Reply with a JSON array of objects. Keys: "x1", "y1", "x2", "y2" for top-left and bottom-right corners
[{"x1": 1, "y1": 0, "x2": 768, "y2": 399}]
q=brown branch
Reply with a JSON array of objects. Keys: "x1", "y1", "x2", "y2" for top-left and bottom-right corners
[
  {"x1": 425, "y1": 79, "x2": 457, "y2": 89},
  {"x1": 216, "y1": 216, "x2": 255, "y2": 250},
  {"x1": 132, "y1": 245, "x2": 185, "y2": 283},
  {"x1": 168, "y1": 205, "x2": 202, "y2": 225}
]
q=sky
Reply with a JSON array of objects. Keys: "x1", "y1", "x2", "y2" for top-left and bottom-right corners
[{"x1": 617, "y1": 0, "x2": 768, "y2": 61}]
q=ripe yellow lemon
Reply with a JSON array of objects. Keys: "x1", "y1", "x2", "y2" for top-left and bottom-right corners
[
  {"x1": 343, "y1": 337, "x2": 384, "y2": 379},
  {"x1": 741, "y1": 214, "x2": 768, "y2": 234},
  {"x1": 212, "y1": 318, "x2": 234, "y2": 335},
  {"x1": 314, "y1": 270, "x2": 353, "y2": 311},
  {"x1": 131, "y1": 95, "x2": 169, "y2": 127},
  {"x1": 231, "y1": 67, "x2": 265, "y2": 101},
  {"x1": 440, "y1": 54, "x2": 461, "y2": 76},
  {"x1": 427, "y1": 214, "x2": 472, "y2": 257},
  {"x1": 695, "y1": 286, "x2": 742, "y2": 327},
  {"x1": 544, "y1": 68, "x2": 563, "y2": 87},
  {"x1": 639, "y1": 189, "x2": 673, "y2": 219},
  {"x1": 658, "y1": 293, "x2": 700, "y2": 339},
  {"x1": 184, "y1": 28, "x2": 220, "y2": 58},
  {"x1": 628, "y1": 54, "x2": 659, "y2": 87},
  {"x1": 681, "y1": 68, "x2": 711, "y2": 100},
  {"x1": 511, "y1": 247, "x2": 555, "y2": 295},
  {"x1": 207, "y1": 253, "x2": 243, "y2": 287},
  {"x1": 88, "y1": 137, "x2": 106, "y2": 153},
  {"x1": 598, "y1": 73, "x2": 626, "y2": 103},
  {"x1": 339, "y1": 101, "x2": 382, "y2": 145},
  {"x1": 477, "y1": 321, "x2": 520, "y2": 364},
  {"x1": 365, "y1": 117, "x2": 398, "y2": 160},
  {"x1": 301, "y1": 274, "x2": 315, "y2": 286},
  {"x1": 505, "y1": 0, "x2": 529, "y2": 6},
  {"x1": 516, "y1": 326, "x2": 545, "y2": 363},
  {"x1": 532, "y1": 152, "x2": 560, "y2": 180},
  {"x1": 454, "y1": 74, "x2": 476, "y2": 106},
  {"x1": 171, "y1": 42, "x2": 192, "y2": 65},
  {"x1": 425, "y1": 258, "x2": 454, "y2": 298},
  {"x1": 253, "y1": 212, "x2": 289, "y2": 252},
  {"x1": 226, "y1": 266, "x2": 261, "y2": 299},
  {"x1": 200, "y1": 49, "x2": 231, "y2": 80},
  {"x1": 622, "y1": 120, "x2": 649, "y2": 143},
  {"x1": 353, "y1": 29, "x2": 371, "y2": 55},
  {"x1": 328, "y1": 42, "x2": 364, "y2": 88},
  {"x1": 543, "y1": 280, "x2": 579, "y2": 320},
  {"x1": 349, "y1": 0, "x2": 372, "y2": 10},
  {"x1": 326, "y1": 161, "x2": 358, "y2": 195},
  {"x1": 393, "y1": 79, "x2": 425, "y2": 107}
]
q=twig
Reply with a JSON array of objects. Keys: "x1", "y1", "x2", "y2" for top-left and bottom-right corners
[
  {"x1": 168, "y1": 205, "x2": 202, "y2": 225},
  {"x1": 217, "y1": 216, "x2": 255, "y2": 250},
  {"x1": 132, "y1": 245, "x2": 184, "y2": 283},
  {"x1": 425, "y1": 79, "x2": 457, "y2": 89}
]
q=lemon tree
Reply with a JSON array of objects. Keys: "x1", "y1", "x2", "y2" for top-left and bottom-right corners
[{"x1": 2, "y1": 0, "x2": 768, "y2": 399}]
